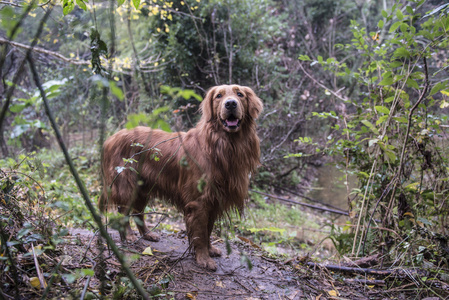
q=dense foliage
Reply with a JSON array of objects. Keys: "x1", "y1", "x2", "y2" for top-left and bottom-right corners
[{"x1": 299, "y1": 1, "x2": 449, "y2": 264}]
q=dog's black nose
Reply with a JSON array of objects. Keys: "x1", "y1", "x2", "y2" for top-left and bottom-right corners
[{"x1": 225, "y1": 99, "x2": 238, "y2": 110}]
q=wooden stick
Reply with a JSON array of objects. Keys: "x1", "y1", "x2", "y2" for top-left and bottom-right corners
[
  {"x1": 306, "y1": 262, "x2": 428, "y2": 278},
  {"x1": 343, "y1": 278, "x2": 385, "y2": 286},
  {"x1": 250, "y1": 190, "x2": 349, "y2": 216}
]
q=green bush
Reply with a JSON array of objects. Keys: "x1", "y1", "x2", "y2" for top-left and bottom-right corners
[{"x1": 299, "y1": 1, "x2": 449, "y2": 263}]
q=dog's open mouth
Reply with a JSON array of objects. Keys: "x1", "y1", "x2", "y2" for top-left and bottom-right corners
[{"x1": 222, "y1": 116, "x2": 241, "y2": 129}]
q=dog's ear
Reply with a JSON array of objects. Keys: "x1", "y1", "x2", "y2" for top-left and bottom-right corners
[
  {"x1": 243, "y1": 86, "x2": 263, "y2": 120},
  {"x1": 200, "y1": 86, "x2": 217, "y2": 122}
]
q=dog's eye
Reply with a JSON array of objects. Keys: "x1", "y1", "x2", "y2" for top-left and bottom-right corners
[
  {"x1": 216, "y1": 94, "x2": 222, "y2": 99},
  {"x1": 237, "y1": 92, "x2": 244, "y2": 97}
]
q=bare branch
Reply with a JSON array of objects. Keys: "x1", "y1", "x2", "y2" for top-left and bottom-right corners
[
  {"x1": 298, "y1": 62, "x2": 350, "y2": 102},
  {"x1": 0, "y1": 36, "x2": 90, "y2": 65},
  {"x1": 0, "y1": 0, "x2": 52, "y2": 8}
]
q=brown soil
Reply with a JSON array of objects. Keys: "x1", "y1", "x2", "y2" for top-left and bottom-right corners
[{"x1": 58, "y1": 226, "x2": 437, "y2": 300}]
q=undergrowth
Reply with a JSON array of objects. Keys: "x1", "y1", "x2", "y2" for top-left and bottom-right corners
[{"x1": 0, "y1": 146, "x2": 331, "y2": 298}]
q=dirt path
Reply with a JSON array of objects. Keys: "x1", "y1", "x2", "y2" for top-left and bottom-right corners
[
  {"x1": 63, "y1": 227, "x2": 426, "y2": 300},
  {"x1": 68, "y1": 228, "x2": 309, "y2": 299}
]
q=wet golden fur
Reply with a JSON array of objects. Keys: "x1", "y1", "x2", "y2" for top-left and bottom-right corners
[{"x1": 99, "y1": 85, "x2": 263, "y2": 270}]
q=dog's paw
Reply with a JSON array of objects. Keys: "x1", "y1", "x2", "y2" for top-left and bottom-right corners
[
  {"x1": 209, "y1": 245, "x2": 222, "y2": 257},
  {"x1": 197, "y1": 257, "x2": 217, "y2": 271},
  {"x1": 119, "y1": 234, "x2": 138, "y2": 245},
  {"x1": 196, "y1": 253, "x2": 217, "y2": 271},
  {"x1": 142, "y1": 231, "x2": 160, "y2": 242}
]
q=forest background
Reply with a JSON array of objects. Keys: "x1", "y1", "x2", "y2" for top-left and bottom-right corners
[{"x1": 0, "y1": 0, "x2": 449, "y2": 298}]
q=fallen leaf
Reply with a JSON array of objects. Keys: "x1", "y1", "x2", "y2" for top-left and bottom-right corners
[
  {"x1": 30, "y1": 277, "x2": 41, "y2": 288},
  {"x1": 142, "y1": 246, "x2": 153, "y2": 256},
  {"x1": 186, "y1": 292, "x2": 197, "y2": 299},
  {"x1": 216, "y1": 280, "x2": 225, "y2": 288},
  {"x1": 237, "y1": 235, "x2": 261, "y2": 249},
  {"x1": 327, "y1": 289, "x2": 339, "y2": 297}
]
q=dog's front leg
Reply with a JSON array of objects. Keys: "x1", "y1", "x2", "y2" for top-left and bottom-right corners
[
  {"x1": 207, "y1": 208, "x2": 222, "y2": 258},
  {"x1": 184, "y1": 200, "x2": 217, "y2": 271}
]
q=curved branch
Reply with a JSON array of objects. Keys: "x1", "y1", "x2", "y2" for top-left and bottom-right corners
[
  {"x1": 0, "y1": 37, "x2": 167, "y2": 73},
  {"x1": 0, "y1": 0, "x2": 52, "y2": 8},
  {"x1": 0, "y1": 37, "x2": 90, "y2": 65},
  {"x1": 298, "y1": 62, "x2": 350, "y2": 102}
]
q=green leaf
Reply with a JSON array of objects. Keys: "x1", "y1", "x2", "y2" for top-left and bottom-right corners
[
  {"x1": 160, "y1": 86, "x2": 202, "y2": 102},
  {"x1": 389, "y1": 21, "x2": 401, "y2": 33},
  {"x1": 378, "y1": 20, "x2": 384, "y2": 29},
  {"x1": 440, "y1": 100, "x2": 449, "y2": 108},
  {"x1": 361, "y1": 120, "x2": 379, "y2": 135},
  {"x1": 132, "y1": 0, "x2": 140, "y2": 9},
  {"x1": 75, "y1": 0, "x2": 87, "y2": 10},
  {"x1": 284, "y1": 153, "x2": 312, "y2": 158},
  {"x1": 384, "y1": 96, "x2": 395, "y2": 103},
  {"x1": 248, "y1": 227, "x2": 286, "y2": 234},
  {"x1": 109, "y1": 81, "x2": 124, "y2": 101},
  {"x1": 430, "y1": 82, "x2": 447, "y2": 96},
  {"x1": 393, "y1": 47, "x2": 410, "y2": 58},
  {"x1": 406, "y1": 78, "x2": 419, "y2": 89},
  {"x1": 375, "y1": 105, "x2": 390, "y2": 115},
  {"x1": 390, "y1": 61, "x2": 403, "y2": 68},
  {"x1": 156, "y1": 119, "x2": 171, "y2": 132},
  {"x1": 10, "y1": 104, "x2": 27, "y2": 113},
  {"x1": 125, "y1": 113, "x2": 148, "y2": 129},
  {"x1": 379, "y1": 143, "x2": 397, "y2": 162},
  {"x1": 152, "y1": 106, "x2": 170, "y2": 116},
  {"x1": 393, "y1": 117, "x2": 408, "y2": 123},
  {"x1": 180, "y1": 89, "x2": 202, "y2": 101},
  {"x1": 358, "y1": 171, "x2": 370, "y2": 178},
  {"x1": 396, "y1": 9, "x2": 403, "y2": 20},
  {"x1": 81, "y1": 269, "x2": 95, "y2": 277},
  {"x1": 368, "y1": 138, "x2": 379, "y2": 147},
  {"x1": 379, "y1": 74, "x2": 393, "y2": 86},
  {"x1": 405, "y1": 182, "x2": 420, "y2": 191},
  {"x1": 400, "y1": 23, "x2": 408, "y2": 33},
  {"x1": 381, "y1": 10, "x2": 388, "y2": 18},
  {"x1": 298, "y1": 55, "x2": 311, "y2": 61},
  {"x1": 376, "y1": 115, "x2": 388, "y2": 125},
  {"x1": 63, "y1": 2, "x2": 75, "y2": 15},
  {"x1": 0, "y1": 6, "x2": 22, "y2": 39}
]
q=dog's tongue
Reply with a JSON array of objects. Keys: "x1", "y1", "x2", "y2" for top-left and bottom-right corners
[{"x1": 226, "y1": 119, "x2": 239, "y2": 127}]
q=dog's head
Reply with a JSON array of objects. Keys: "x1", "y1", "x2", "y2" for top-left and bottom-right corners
[{"x1": 201, "y1": 85, "x2": 263, "y2": 133}]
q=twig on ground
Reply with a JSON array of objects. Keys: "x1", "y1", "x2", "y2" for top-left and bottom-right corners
[
  {"x1": 31, "y1": 244, "x2": 47, "y2": 289},
  {"x1": 306, "y1": 262, "x2": 428, "y2": 279},
  {"x1": 343, "y1": 278, "x2": 385, "y2": 286},
  {"x1": 80, "y1": 257, "x2": 96, "y2": 300}
]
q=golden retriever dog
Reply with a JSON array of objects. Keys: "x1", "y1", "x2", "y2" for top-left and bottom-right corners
[{"x1": 99, "y1": 85, "x2": 263, "y2": 270}]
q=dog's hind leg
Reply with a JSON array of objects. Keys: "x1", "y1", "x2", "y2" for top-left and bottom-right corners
[
  {"x1": 117, "y1": 206, "x2": 135, "y2": 242},
  {"x1": 133, "y1": 197, "x2": 160, "y2": 242}
]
